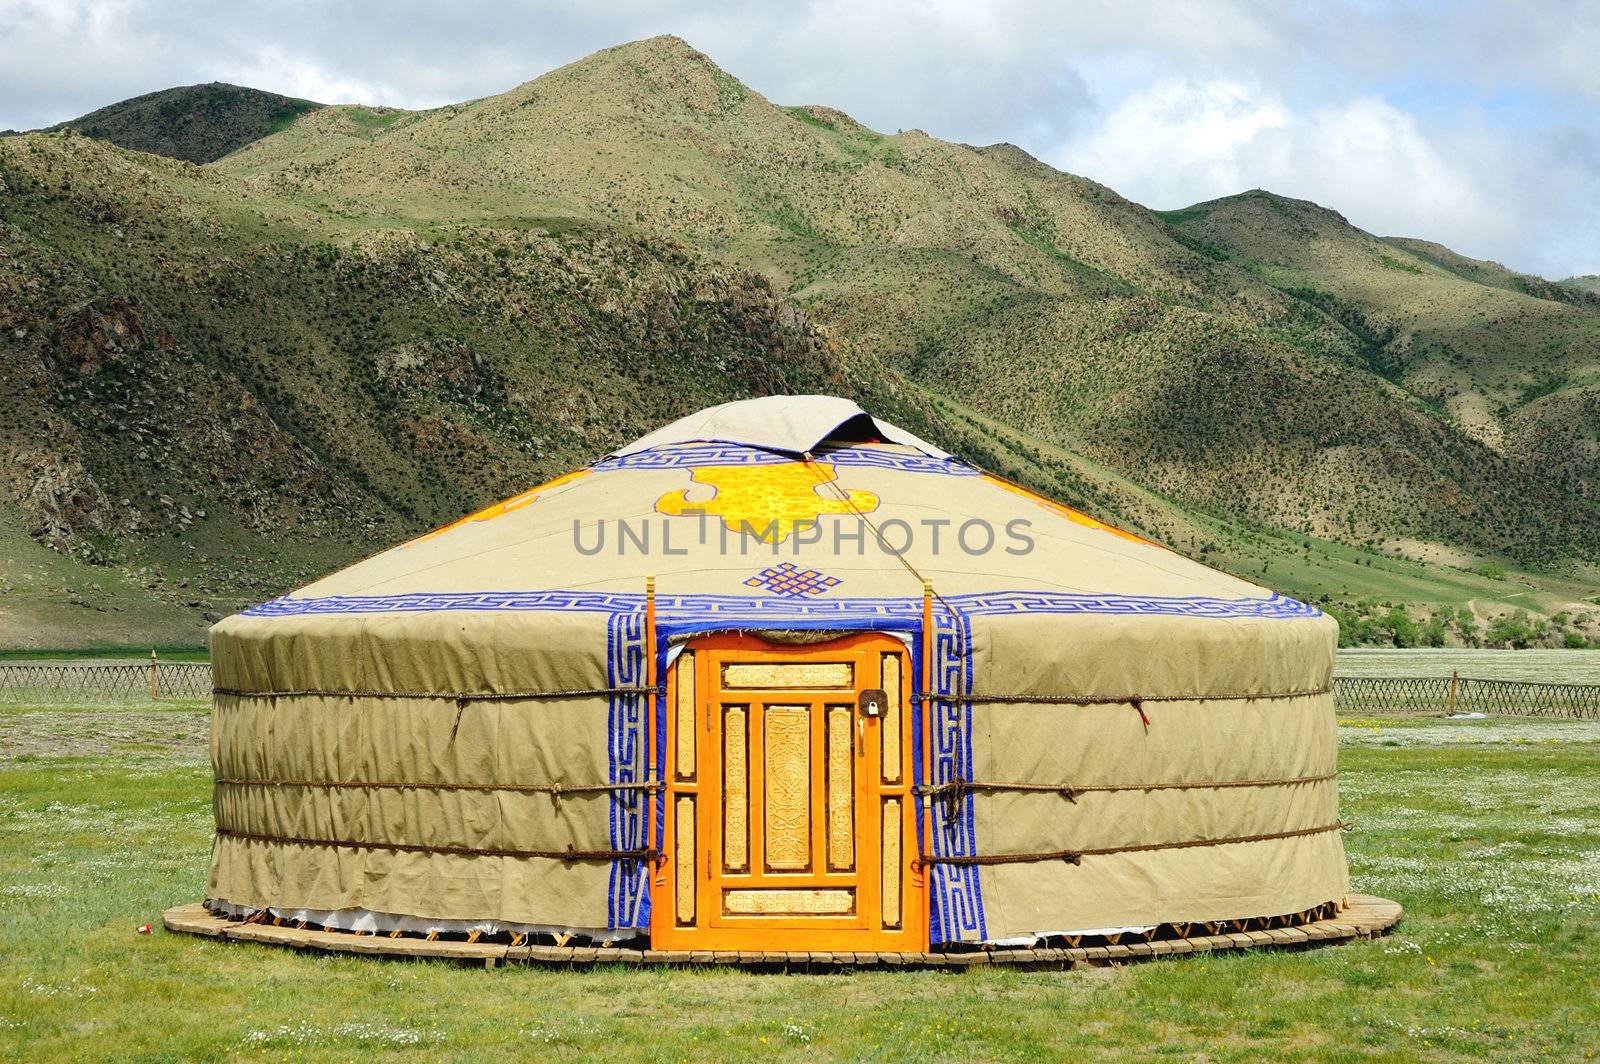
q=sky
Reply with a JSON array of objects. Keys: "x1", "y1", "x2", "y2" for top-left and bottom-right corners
[{"x1": 3, "y1": 0, "x2": 1597, "y2": 279}]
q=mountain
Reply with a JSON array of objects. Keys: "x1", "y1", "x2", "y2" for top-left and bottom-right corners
[
  {"x1": 1159, "y1": 192, "x2": 1600, "y2": 501},
  {"x1": 1383, "y1": 237, "x2": 1597, "y2": 307},
  {"x1": 1564, "y1": 276, "x2": 1600, "y2": 297},
  {"x1": 2, "y1": 36, "x2": 1597, "y2": 649},
  {"x1": 43, "y1": 83, "x2": 322, "y2": 164},
  {"x1": 0, "y1": 133, "x2": 903, "y2": 645}
]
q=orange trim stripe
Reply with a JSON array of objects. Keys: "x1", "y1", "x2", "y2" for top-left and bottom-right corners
[
  {"x1": 983, "y1": 475, "x2": 1160, "y2": 547},
  {"x1": 403, "y1": 469, "x2": 588, "y2": 546}
]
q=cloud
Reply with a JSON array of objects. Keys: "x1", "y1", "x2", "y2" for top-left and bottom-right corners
[
  {"x1": 216, "y1": 47, "x2": 410, "y2": 109},
  {"x1": 1060, "y1": 80, "x2": 1489, "y2": 235},
  {"x1": 1059, "y1": 78, "x2": 1292, "y2": 198},
  {"x1": 1054, "y1": 74, "x2": 1598, "y2": 278},
  {"x1": 0, "y1": 0, "x2": 1595, "y2": 276}
]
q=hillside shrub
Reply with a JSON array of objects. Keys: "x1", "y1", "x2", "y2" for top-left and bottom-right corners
[
  {"x1": 1377, "y1": 254, "x2": 1424, "y2": 274},
  {"x1": 1485, "y1": 609, "x2": 1543, "y2": 649},
  {"x1": 1375, "y1": 606, "x2": 1419, "y2": 647}
]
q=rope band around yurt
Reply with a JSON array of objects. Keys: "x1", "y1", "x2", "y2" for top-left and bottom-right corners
[
  {"x1": 915, "y1": 771, "x2": 1337, "y2": 805},
  {"x1": 213, "y1": 777, "x2": 661, "y2": 799},
  {"x1": 917, "y1": 821, "x2": 1349, "y2": 867},
  {"x1": 213, "y1": 827, "x2": 661, "y2": 863},
  {"x1": 212, "y1": 685, "x2": 656, "y2": 701},
  {"x1": 908, "y1": 685, "x2": 1331, "y2": 706}
]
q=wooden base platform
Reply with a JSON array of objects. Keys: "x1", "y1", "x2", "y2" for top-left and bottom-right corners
[{"x1": 162, "y1": 895, "x2": 1401, "y2": 969}]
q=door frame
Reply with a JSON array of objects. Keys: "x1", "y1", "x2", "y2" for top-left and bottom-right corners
[{"x1": 649, "y1": 631, "x2": 927, "y2": 951}]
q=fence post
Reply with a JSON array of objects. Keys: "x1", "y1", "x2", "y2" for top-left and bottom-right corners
[
  {"x1": 149, "y1": 650, "x2": 158, "y2": 701},
  {"x1": 1447, "y1": 670, "x2": 1457, "y2": 715}
]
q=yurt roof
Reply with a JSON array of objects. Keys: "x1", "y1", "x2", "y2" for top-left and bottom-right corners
[
  {"x1": 240, "y1": 395, "x2": 1314, "y2": 624},
  {"x1": 610, "y1": 394, "x2": 951, "y2": 459}
]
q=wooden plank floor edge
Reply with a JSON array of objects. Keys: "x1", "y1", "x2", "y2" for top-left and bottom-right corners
[{"x1": 161, "y1": 894, "x2": 1403, "y2": 969}]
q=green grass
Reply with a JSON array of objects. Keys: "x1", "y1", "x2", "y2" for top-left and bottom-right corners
[
  {"x1": 0, "y1": 646, "x2": 208, "y2": 662},
  {"x1": 1377, "y1": 254, "x2": 1425, "y2": 275},
  {"x1": 785, "y1": 106, "x2": 834, "y2": 131},
  {"x1": 0, "y1": 503, "x2": 214, "y2": 650},
  {"x1": 1336, "y1": 648, "x2": 1600, "y2": 683},
  {"x1": 1, "y1": 707, "x2": 1596, "y2": 1060},
  {"x1": 344, "y1": 106, "x2": 402, "y2": 130},
  {"x1": 263, "y1": 100, "x2": 321, "y2": 137},
  {"x1": 1149, "y1": 206, "x2": 1213, "y2": 227}
]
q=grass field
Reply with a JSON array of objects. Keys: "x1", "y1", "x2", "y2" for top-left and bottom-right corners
[
  {"x1": 1335, "y1": 648, "x2": 1600, "y2": 683},
  {"x1": 1, "y1": 704, "x2": 1596, "y2": 1062},
  {"x1": 0, "y1": 648, "x2": 211, "y2": 663}
]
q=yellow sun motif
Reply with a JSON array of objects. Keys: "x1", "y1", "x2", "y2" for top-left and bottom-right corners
[
  {"x1": 656, "y1": 463, "x2": 878, "y2": 543},
  {"x1": 404, "y1": 469, "x2": 588, "y2": 547}
]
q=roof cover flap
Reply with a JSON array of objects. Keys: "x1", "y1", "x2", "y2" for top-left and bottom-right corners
[{"x1": 608, "y1": 394, "x2": 951, "y2": 459}]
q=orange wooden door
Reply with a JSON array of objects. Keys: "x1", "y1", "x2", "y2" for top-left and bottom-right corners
[{"x1": 652, "y1": 632, "x2": 924, "y2": 951}]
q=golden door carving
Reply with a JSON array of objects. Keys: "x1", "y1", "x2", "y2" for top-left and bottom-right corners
[
  {"x1": 723, "y1": 662, "x2": 853, "y2": 689},
  {"x1": 725, "y1": 889, "x2": 854, "y2": 915},
  {"x1": 723, "y1": 706, "x2": 748, "y2": 872},
  {"x1": 763, "y1": 706, "x2": 811, "y2": 871},
  {"x1": 826, "y1": 706, "x2": 854, "y2": 871},
  {"x1": 881, "y1": 652, "x2": 901, "y2": 784},
  {"x1": 882, "y1": 797, "x2": 902, "y2": 929},
  {"x1": 675, "y1": 652, "x2": 696, "y2": 780},
  {"x1": 675, "y1": 797, "x2": 695, "y2": 925}
]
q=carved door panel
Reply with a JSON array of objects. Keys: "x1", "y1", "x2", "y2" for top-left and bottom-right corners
[{"x1": 653, "y1": 632, "x2": 923, "y2": 951}]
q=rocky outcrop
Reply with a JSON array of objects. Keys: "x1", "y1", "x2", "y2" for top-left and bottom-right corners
[
  {"x1": 374, "y1": 337, "x2": 490, "y2": 395},
  {"x1": 11, "y1": 449, "x2": 131, "y2": 561},
  {"x1": 48, "y1": 295, "x2": 150, "y2": 376}
]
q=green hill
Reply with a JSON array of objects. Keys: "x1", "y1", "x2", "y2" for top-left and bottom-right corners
[
  {"x1": 44, "y1": 83, "x2": 322, "y2": 164},
  {"x1": 1383, "y1": 237, "x2": 1597, "y2": 307},
  {"x1": 1159, "y1": 191, "x2": 1600, "y2": 503},
  {"x1": 1, "y1": 36, "x2": 1597, "y2": 649}
]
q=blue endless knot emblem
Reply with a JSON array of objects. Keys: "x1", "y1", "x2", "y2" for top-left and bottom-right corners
[{"x1": 743, "y1": 562, "x2": 842, "y2": 598}]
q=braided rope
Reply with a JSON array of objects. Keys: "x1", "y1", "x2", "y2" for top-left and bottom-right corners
[
  {"x1": 911, "y1": 686, "x2": 1331, "y2": 706},
  {"x1": 915, "y1": 771, "x2": 1337, "y2": 802},
  {"x1": 213, "y1": 686, "x2": 653, "y2": 702},
  {"x1": 919, "y1": 821, "x2": 1348, "y2": 867},
  {"x1": 214, "y1": 828, "x2": 658, "y2": 863},
  {"x1": 213, "y1": 778, "x2": 660, "y2": 797}
]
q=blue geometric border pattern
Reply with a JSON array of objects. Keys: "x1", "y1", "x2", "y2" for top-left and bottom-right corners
[
  {"x1": 592, "y1": 444, "x2": 980, "y2": 477},
  {"x1": 926, "y1": 604, "x2": 986, "y2": 944},
  {"x1": 242, "y1": 590, "x2": 1321, "y2": 621},
  {"x1": 605, "y1": 609, "x2": 650, "y2": 931}
]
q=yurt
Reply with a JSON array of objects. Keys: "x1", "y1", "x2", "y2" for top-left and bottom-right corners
[{"x1": 200, "y1": 395, "x2": 1356, "y2": 956}]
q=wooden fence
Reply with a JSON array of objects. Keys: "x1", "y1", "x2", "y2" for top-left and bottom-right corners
[
  {"x1": 0, "y1": 659, "x2": 212, "y2": 703},
  {"x1": 1, "y1": 663, "x2": 1597, "y2": 718},
  {"x1": 1332, "y1": 674, "x2": 1600, "y2": 720}
]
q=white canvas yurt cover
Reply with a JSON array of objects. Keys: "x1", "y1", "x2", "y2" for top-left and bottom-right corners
[{"x1": 207, "y1": 396, "x2": 1346, "y2": 951}]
